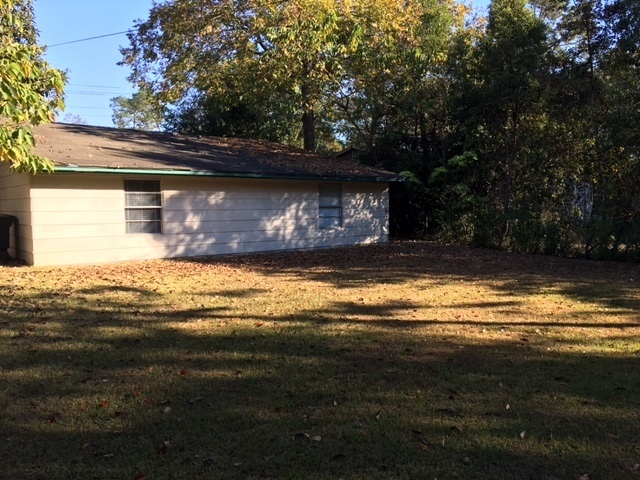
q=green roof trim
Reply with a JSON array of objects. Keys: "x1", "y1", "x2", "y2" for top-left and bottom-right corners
[{"x1": 54, "y1": 166, "x2": 403, "y2": 183}]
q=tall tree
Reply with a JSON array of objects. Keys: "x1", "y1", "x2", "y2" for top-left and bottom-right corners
[
  {"x1": 336, "y1": 0, "x2": 459, "y2": 163},
  {"x1": 121, "y1": 0, "x2": 345, "y2": 149},
  {"x1": 0, "y1": 0, "x2": 65, "y2": 173},
  {"x1": 120, "y1": 0, "x2": 456, "y2": 151},
  {"x1": 438, "y1": 0, "x2": 551, "y2": 247}
]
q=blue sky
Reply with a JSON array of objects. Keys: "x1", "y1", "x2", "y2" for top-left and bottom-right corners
[
  {"x1": 34, "y1": 1, "x2": 154, "y2": 127},
  {"x1": 35, "y1": 1, "x2": 489, "y2": 128}
]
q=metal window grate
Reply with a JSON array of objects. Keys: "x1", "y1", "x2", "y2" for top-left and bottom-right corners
[{"x1": 124, "y1": 180, "x2": 162, "y2": 234}]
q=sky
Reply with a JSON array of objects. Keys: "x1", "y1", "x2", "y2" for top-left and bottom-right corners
[{"x1": 34, "y1": 1, "x2": 155, "y2": 127}]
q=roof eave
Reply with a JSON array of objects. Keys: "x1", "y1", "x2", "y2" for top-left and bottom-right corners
[{"x1": 53, "y1": 166, "x2": 403, "y2": 183}]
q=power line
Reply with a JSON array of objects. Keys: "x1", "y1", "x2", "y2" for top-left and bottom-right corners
[
  {"x1": 47, "y1": 30, "x2": 132, "y2": 48},
  {"x1": 68, "y1": 83, "x2": 128, "y2": 89},
  {"x1": 66, "y1": 106, "x2": 112, "y2": 110},
  {"x1": 61, "y1": 114, "x2": 114, "y2": 119},
  {"x1": 66, "y1": 90, "x2": 133, "y2": 96}
]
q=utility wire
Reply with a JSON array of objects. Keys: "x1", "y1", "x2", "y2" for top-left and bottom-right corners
[
  {"x1": 47, "y1": 30, "x2": 132, "y2": 48},
  {"x1": 67, "y1": 106, "x2": 112, "y2": 110},
  {"x1": 68, "y1": 83, "x2": 127, "y2": 89}
]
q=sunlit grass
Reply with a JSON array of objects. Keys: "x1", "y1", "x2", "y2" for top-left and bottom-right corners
[{"x1": 1, "y1": 242, "x2": 639, "y2": 479}]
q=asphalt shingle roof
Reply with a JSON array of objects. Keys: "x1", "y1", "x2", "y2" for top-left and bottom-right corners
[{"x1": 32, "y1": 123, "x2": 399, "y2": 182}]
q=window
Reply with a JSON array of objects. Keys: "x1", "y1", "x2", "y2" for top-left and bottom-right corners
[
  {"x1": 124, "y1": 180, "x2": 162, "y2": 234},
  {"x1": 319, "y1": 183, "x2": 342, "y2": 229}
]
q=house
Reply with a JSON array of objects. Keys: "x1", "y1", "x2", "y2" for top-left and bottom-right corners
[{"x1": 0, "y1": 123, "x2": 400, "y2": 266}]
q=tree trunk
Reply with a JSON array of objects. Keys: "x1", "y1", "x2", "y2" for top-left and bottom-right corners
[{"x1": 302, "y1": 109, "x2": 316, "y2": 151}]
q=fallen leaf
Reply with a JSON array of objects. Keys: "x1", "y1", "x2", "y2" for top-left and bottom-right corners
[
  {"x1": 579, "y1": 474, "x2": 590, "y2": 480},
  {"x1": 99, "y1": 401, "x2": 108, "y2": 408},
  {"x1": 311, "y1": 435, "x2": 322, "y2": 442},
  {"x1": 375, "y1": 411, "x2": 381, "y2": 421},
  {"x1": 157, "y1": 440, "x2": 170, "y2": 455},
  {"x1": 82, "y1": 443, "x2": 90, "y2": 449},
  {"x1": 179, "y1": 370, "x2": 187, "y2": 376},
  {"x1": 255, "y1": 322, "x2": 264, "y2": 327},
  {"x1": 519, "y1": 431, "x2": 526, "y2": 439}
]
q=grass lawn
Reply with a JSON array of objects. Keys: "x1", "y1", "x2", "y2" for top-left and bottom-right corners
[{"x1": 1, "y1": 241, "x2": 639, "y2": 480}]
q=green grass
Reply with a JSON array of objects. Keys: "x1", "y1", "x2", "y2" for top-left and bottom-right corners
[{"x1": 1, "y1": 242, "x2": 639, "y2": 479}]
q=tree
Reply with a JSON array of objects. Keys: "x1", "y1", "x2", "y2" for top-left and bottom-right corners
[
  {"x1": 473, "y1": 0, "x2": 550, "y2": 245},
  {"x1": 121, "y1": 0, "x2": 342, "y2": 149},
  {"x1": 110, "y1": 87, "x2": 164, "y2": 130},
  {"x1": 0, "y1": 0, "x2": 65, "y2": 173},
  {"x1": 426, "y1": 0, "x2": 553, "y2": 248},
  {"x1": 120, "y1": 0, "x2": 456, "y2": 151},
  {"x1": 335, "y1": 0, "x2": 460, "y2": 162}
]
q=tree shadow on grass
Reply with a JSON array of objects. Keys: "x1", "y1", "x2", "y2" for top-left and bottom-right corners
[
  {"x1": 181, "y1": 241, "x2": 640, "y2": 316},
  {"x1": 2, "y1": 242, "x2": 640, "y2": 479},
  {"x1": 1, "y1": 295, "x2": 639, "y2": 479}
]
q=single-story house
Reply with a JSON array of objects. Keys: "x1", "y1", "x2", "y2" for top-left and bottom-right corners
[{"x1": 0, "y1": 123, "x2": 400, "y2": 266}]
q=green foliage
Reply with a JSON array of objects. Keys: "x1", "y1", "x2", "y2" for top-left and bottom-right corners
[
  {"x1": 0, "y1": 0, "x2": 65, "y2": 173},
  {"x1": 380, "y1": 0, "x2": 640, "y2": 260},
  {"x1": 110, "y1": 87, "x2": 164, "y2": 131},
  {"x1": 121, "y1": 0, "x2": 458, "y2": 152}
]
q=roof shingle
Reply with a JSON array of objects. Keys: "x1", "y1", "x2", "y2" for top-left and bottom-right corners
[{"x1": 32, "y1": 123, "x2": 399, "y2": 182}]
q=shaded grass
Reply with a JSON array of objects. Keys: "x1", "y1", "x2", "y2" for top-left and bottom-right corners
[{"x1": 1, "y1": 241, "x2": 639, "y2": 479}]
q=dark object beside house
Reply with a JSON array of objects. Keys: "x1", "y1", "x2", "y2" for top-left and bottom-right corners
[{"x1": 0, "y1": 214, "x2": 15, "y2": 256}]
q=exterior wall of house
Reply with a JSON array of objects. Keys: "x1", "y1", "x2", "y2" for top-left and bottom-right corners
[
  {"x1": 0, "y1": 163, "x2": 34, "y2": 263},
  {"x1": 27, "y1": 173, "x2": 389, "y2": 266}
]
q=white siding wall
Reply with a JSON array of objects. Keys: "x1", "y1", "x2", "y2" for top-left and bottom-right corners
[
  {"x1": 28, "y1": 173, "x2": 389, "y2": 266},
  {"x1": 0, "y1": 163, "x2": 33, "y2": 263}
]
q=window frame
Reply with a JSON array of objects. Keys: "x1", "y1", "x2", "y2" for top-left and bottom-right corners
[
  {"x1": 124, "y1": 179, "x2": 163, "y2": 235},
  {"x1": 319, "y1": 183, "x2": 343, "y2": 229}
]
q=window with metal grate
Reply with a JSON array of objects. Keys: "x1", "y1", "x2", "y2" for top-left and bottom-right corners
[{"x1": 124, "y1": 180, "x2": 162, "y2": 234}]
